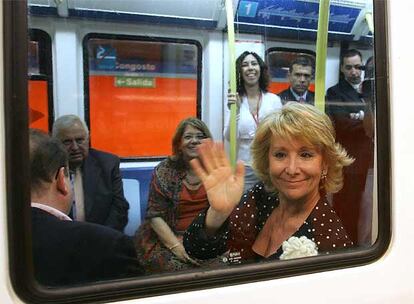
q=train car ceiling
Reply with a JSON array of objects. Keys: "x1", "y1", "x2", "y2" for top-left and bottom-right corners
[
  {"x1": 28, "y1": 0, "x2": 372, "y2": 41},
  {"x1": 28, "y1": 0, "x2": 226, "y2": 29}
]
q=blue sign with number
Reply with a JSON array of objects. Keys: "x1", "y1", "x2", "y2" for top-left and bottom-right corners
[
  {"x1": 238, "y1": 1, "x2": 259, "y2": 17},
  {"x1": 235, "y1": 0, "x2": 361, "y2": 34},
  {"x1": 94, "y1": 45, "x2": 117, "y2": 70}
]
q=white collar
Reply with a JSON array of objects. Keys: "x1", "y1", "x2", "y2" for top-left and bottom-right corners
[
  {"x1": 31, "y1": 202, "x2": 72, "y2": 221},
  {"x1": 290, "y1": 87, "x2": 307, "y2": 101}
]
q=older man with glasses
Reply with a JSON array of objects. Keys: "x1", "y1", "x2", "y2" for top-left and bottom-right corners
[{"x1": 52, "y1": 115, "x2": 129, "y2": 232}]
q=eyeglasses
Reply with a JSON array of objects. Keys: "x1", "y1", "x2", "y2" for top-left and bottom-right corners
[
  {"x1": 62, "y1": 137, "x2": 86, "y2": 147},
  {"x1": 182, "y1": 133, "x2": 207, "y2": 141}
]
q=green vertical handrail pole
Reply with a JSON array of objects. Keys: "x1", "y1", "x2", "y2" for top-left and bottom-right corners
[
  {"x1": 225, "y1": 0, "x2": 237, "y2": 168},
  {"x1": 365, "y1": 12, "x2": 374, "y2": 34},
  {"x1": 314, "y1": 0, "x2": 331, "y2": 112}
]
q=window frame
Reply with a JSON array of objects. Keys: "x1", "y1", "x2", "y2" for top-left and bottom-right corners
[
  {"x1": 265, "y1": 47, "x2": 316, "y2": 94},
  {"x1": 28, "y1": 28, "x2": 54, "y2": 132},
  {"x1": 82, "y1": 33, "x2": 203, "y2": 161},
  {"x1": 6, "y1": 1, "x2": 391, "y2": 303}
]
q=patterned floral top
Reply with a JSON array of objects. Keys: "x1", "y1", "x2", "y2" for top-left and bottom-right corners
[
  {"x1": 134, "y1": 158, "x2": 208, "y2": 272},
  {"x1": 183, "y1": 183, "x2": 353, "y2": 263}
]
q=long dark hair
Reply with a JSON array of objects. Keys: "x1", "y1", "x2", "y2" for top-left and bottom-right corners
[{"x1": 236, "y1": 51, "x2": 270, "y2": 95}]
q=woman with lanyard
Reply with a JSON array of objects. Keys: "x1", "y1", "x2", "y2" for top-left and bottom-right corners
[{"x1": 224, "y1": 51, "x2": 282, "y2": 192}]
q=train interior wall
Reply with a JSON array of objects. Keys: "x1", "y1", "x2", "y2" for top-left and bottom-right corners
[{"x1": 28, "y1": 15, "x2": 375, "y2": 237}]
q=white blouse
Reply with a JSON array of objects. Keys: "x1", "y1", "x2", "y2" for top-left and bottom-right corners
[{"x1": 224, "y1": 92, "x2": 282, "y2": 165}]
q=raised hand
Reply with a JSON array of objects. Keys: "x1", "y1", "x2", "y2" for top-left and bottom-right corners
[
  {"x1": 190, "y1": 139, "x2": 245, "y2": 218},
  {"x1": 227, "y1": 92, "x2": 241, "y2": 110}
]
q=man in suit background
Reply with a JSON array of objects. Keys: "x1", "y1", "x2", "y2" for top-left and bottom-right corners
[
  {"x1": 30, "y1": 130, "x2": 143, "y2": 286},
  {"x1": 52, "y1": 115, "x2": 129, "y2": 231},
  {"x1": 278, "y1": 56, "x2": 315, "y2": 105},
  {"x1": 325, "y1": 49, "x2": 374, "y2": 246}
]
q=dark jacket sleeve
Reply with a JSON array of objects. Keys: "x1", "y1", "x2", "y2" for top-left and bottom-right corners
[
  {"x1": 74, "y1": 224, "x2": 145, "y2": 282},
  {"x1": 98, "y1": 233, "x2": 145, "y2": 279},
  {"x1": 183, "y1": 210, "x2": 229, "y2": 259},
  {"x1": 326, "y1": 84, "x2": 367, "y2": 134},
  {"x1": 105, "y1": 156, "x2": 130, "y2": 231}
]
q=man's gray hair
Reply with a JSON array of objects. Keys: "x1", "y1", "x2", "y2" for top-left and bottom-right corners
[{"x1": 52, "y1": 114, "x2": 89, "y2": 138}]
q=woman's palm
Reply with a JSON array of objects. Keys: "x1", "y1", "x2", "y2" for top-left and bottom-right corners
[{"x1": 190, "y1": 140, "x2": 244, "y2": 215}]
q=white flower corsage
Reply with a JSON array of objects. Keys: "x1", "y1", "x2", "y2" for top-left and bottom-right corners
[{"x1": 279, "y1": 236, "x2": 318, "y2": 260}]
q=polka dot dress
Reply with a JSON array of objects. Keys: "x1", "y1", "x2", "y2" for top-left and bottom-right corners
[{"x1": 184, "y1": 182, "x2": 353, "y2": 262}]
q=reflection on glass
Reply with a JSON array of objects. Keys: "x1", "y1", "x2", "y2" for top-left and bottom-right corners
[
  {"x1": 267, "y1": 50, "x2": 316, "y2": 105},
  {"x1": 86, "y1": 37, "x2": 199, "y2": 158},
  {"x1": 28, "y1": 40, "x2": 40, "y2": 75},
  {"x1": 134, "y1": 118, "x2": 215, "y2": 272},
  {"x1": 26, "y1": 0, "x2": 377, "y2": 287},
  {"x1": 325, "y1": 49, "x2": 375, "y2": 247},
  {"x1": 28, "y1": 31, "x2": 51, "y2": 132},
  {"x1": 184, "y1": 104, "x2": 355, "y2": 263}
]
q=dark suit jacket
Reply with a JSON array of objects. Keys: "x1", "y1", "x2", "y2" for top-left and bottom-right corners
[
  {"x1": 326, "y1": 78, "x2": 373, "y2": 174},
  {"x1": 81, "y1": 148, "x2": 129, "y2": 231},
  {"x1": 31, "y1": 207, "x2": 144, "y2": 286},
  {"x1": 278, "y1": 87, "x2": 314, "y2": 105}
]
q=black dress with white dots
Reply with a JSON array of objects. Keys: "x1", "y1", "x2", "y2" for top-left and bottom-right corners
[{"x1": 183, "y1": 183, "x2": 353, "y2": 263}]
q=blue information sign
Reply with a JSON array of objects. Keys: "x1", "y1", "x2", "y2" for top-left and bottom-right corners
[
  {"x1": 235, "y1": 0, "x2": 361, "y2": 34},
  {"x1": 238, "y1": 1, "x2": 259, "y2": 17}
]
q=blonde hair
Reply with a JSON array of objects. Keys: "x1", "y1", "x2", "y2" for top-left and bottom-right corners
[{"x1": 251, "y1": 102, "x2": 354, "y2": 194}]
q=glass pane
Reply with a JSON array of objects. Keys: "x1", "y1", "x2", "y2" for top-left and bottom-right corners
[
  {"x1": 86, "y1": 38, "x2": 199, "y2": 158},
  {"x1": 28, "y1": 79, "x2": 49, "y2": 131},
  {"x1": 28, "y1": 40, "x2": 40, "y2": 75},
  {"x1": 22, "y1": 0, "x2": 385, "y2": 299},
  {"x1": 267, "y1": 50, "x2": 316, "y2": 97},
  {"x1": 28, "y1": 30, "x2": 52, "y2": 132}
]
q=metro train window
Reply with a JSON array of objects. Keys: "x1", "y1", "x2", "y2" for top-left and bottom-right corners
[
  {"x1": 6, "y1": 0, "x2": 390, "y2": 302},
  {"x1": 266, "y1": 49, "x2": 316, "y2": 95},
  {"x1": 28, "y1": 29, "x2": 53, "y2": 132},
  {"x1": 84, "y1": 35, "x2": 201, "y2": 159}
]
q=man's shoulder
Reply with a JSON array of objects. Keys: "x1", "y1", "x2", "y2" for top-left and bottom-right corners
[
  {"x1": 32, "y1": 208, "x2": 128, "y2": 243},
  {"x1": 327, "y1": 82, "x2": 341, "y2": 93},
  {"x1": 278, "y1": 88, "x2": 291, "y2": 98},
  {"x1": 32, "y1": 207, "x2": 60, "y2": 225},
  {"x1": 86, "y1": 149, "x2": 120, "y2": 171},
  {"x1": 88, "y1": 148, "x2": 119, "y2": 162},
  {"x1": 326, "y1": 82, "x2": 345, "y2": 101},
  {"x1": 69, "y1": 220, "x2": 128, "y2": 242}
]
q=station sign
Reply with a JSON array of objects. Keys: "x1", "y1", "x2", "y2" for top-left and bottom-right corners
[{"x1": 114, "y1": 76, "x2": 156, "y2": 88}]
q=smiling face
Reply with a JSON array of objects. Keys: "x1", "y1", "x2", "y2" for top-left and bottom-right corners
[
  {"x1": 268, "y1": 135, "x2": 327, "y2": 204},
  {"x1": 179, "y1": 125, "x2": 206, "y2": 162},
  {"x1": 240, "y1": 54, "x2": 261, "y2": 88}
]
